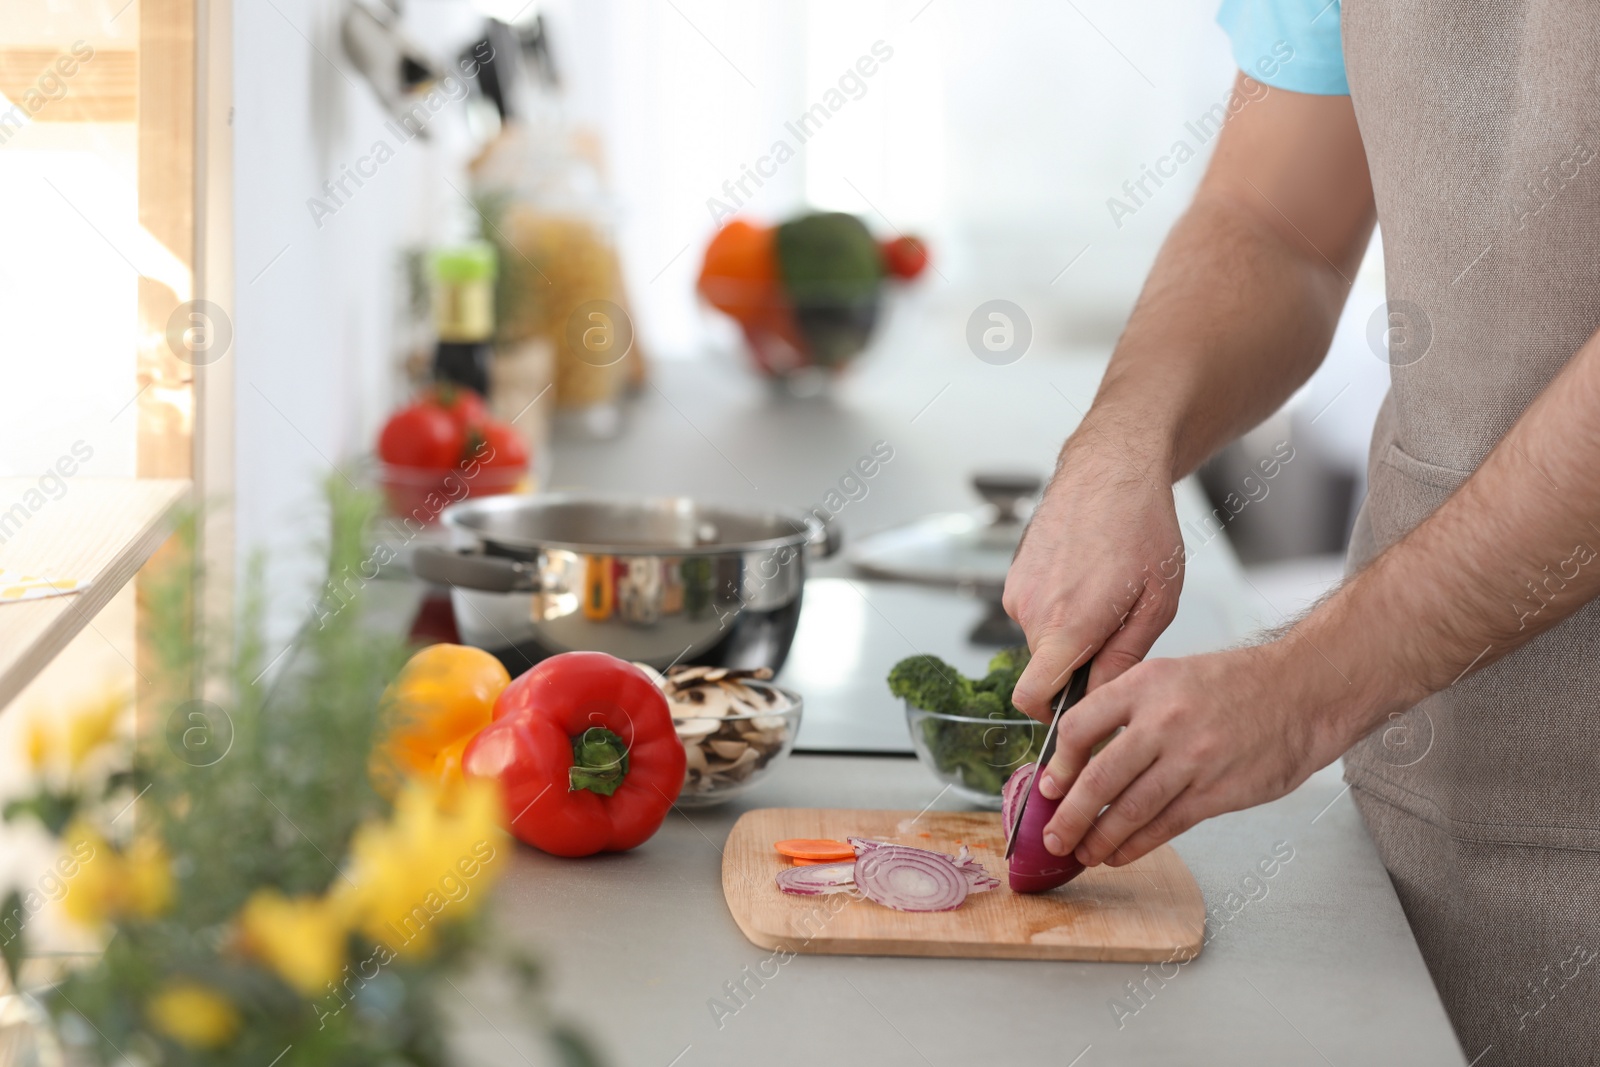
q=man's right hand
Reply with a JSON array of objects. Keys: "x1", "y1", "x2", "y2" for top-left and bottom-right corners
[{"x1": 1002, "y1": 432, "x2": 1185, "y2": 721}]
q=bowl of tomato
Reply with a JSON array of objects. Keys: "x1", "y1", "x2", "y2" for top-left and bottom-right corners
[{"x1": 377, "y1": 384, "x2": 530, "y2": 525}]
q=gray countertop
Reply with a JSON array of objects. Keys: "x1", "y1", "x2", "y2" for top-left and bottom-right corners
[{"x1": 453, "y1": 755, "x2": 1465, "y2": 1067}]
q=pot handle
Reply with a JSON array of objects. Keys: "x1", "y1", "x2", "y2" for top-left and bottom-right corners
[
  {"x1": 806, "y1": 517, "x2": 842, "y2": 559},
  {"x1": 412, "y1": 546, "x2": 542, "y2": 593}
]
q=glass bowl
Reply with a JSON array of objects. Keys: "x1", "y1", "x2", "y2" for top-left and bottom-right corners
[
  {"x1": 673, "y1": 683, "x2": 802, "y2": 808},
  {"x1": 378, "y1": 461, "x2": 527, "y2": 527},
  {"x1": 905, "y1": 701, "x2": 1046, "y2": 809}
]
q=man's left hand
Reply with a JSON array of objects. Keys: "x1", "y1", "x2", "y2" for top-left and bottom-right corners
[{"x1": 1035, "y1": 642, "x2": 1357, "y2": 866}]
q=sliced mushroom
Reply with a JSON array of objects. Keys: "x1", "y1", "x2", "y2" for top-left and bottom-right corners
[
  {"x1": 674, "y1": 717, "x2": 720, "y2": 740},
  {"x1": 721, "y1": 681, "x2": 765, "y2": 715},
  {"x1": 708, "y1": 739, "x2": 749, "y2": 761},
  {"x1": 675, "y1": 685, "x2": 732, "y2": 718},
  {"x1": 718, "y1": 747, "x2": 761, "y2": 780}
]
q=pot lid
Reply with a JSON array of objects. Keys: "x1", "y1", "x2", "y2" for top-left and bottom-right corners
[{"x1": 847, "y1": 473, "x2": 1041, "y2": 597}]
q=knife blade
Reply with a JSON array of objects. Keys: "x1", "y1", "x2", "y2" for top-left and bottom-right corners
[{"x1": 1005, "y1": 660, "x2": 1093, "y2": 859}]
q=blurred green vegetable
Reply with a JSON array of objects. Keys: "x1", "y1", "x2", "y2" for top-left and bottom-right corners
[
  {"x1": 774, "y1": 211, "x2": 884, "y2": 367},
  {"x1": 890, "y1": 648, "x2": 1044, "y2": 796}
]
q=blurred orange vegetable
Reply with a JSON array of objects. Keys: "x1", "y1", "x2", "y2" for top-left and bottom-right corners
[
  {"x1": 369, "y1": 644, "x2": 511, "y2": 799},
  {"x1": 698, "y1": 218, "x2": 809, "y2": 375},
  {"x1": 697, "y1": 218, "x2": 777, "y2": 323}
]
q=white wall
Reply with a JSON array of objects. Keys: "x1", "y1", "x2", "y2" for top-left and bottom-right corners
[{"x1": 232, "y1": 0, "x2": 484, "y2": 639}]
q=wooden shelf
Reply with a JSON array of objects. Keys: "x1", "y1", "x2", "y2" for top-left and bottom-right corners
[{"x1": 0, "y1": 478, "x2": 189, "y2": 712}]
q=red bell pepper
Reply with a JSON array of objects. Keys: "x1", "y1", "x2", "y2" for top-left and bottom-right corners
[{"x1": 462, "y1": 651, "x2": 686, "y2": 857}]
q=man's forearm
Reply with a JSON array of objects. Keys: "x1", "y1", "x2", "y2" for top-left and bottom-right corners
[
  {"x1": 1077, "y1": 191, "x2": 1357, "y2": 482},
  {"x1": 1292, "y1": 328, "x2": 1600, "y2": 743}
]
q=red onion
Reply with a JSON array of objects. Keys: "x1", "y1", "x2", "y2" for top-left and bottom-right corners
[
  {"x1": 847, "y1": 836, "x2": 887, "y2": 857},
  {"x1": 853, "y1": 845, "x2": 970, "y2": 912},
  {"x1": 848, "y1": 838, "x2": 998, "y2": 893},
  {"x1": 950, "y1": 846, "x2": 998, "y2": 892},
  {"x1": 1001, "y1": 764, "x2": 1036, "y2": 838},
  {"x1": 1006, "y1": 764, "x2": 1085, "y2": 894},
  {"x1": 775, "y1": 861, "x2": 857, "y2": 896}
]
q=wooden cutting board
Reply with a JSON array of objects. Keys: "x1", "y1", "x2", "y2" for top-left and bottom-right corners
[{"x1": 722, "y1": 808, "x2": 1205, "y2": 962}]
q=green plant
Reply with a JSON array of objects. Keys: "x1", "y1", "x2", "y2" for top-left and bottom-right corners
[{"x1": 1, "y1": 477, "x2": 599, "y2": 1067}]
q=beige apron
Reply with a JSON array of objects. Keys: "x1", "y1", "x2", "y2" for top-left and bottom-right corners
[{"x1": 1340, "y1": 1, "x2": 1600, "y2": 1061}]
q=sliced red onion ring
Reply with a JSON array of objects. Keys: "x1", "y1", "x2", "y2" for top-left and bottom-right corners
[
  {"x1": 1001, "y1": 763, "x2": 1037, "y2": 839},
  {"x1": 775, "y1": 861, "x2": 858, "y2": 896},
  {"x1": 853, "y1": 846, "x2": 970, "y2": 912},
  {"x1": 847, "y1": 836, "x2": 887, "y2": 857},
  {"x1": 951, "y1": 847, "x2": 998, "y2": 892},
  {"x1": 848, "y1": 838, "x2": 998, "y2": 893}
]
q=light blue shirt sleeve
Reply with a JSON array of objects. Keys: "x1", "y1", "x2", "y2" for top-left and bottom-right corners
[{"x1": 1217, "y1": 0, "x2": 1348, "y2": 95}]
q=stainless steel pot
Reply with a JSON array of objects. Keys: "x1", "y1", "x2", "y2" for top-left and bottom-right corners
[{"x1": 412, "y1": 494, "x2": 838, "y2": 674}]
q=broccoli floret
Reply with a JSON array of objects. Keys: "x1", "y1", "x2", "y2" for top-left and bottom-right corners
[
  {"x1": 986, "y1": 645, "x2": 1031, "y2": 675},
  {"x1": 973, "y1": 645, "x2": 1031, "y2": 717},
  {"x1": 967, "y1": 690, "x2": 1006, "y2": 719},
  {"x1": 887, "y1": 655, "x2": 972, "y2": 715}
]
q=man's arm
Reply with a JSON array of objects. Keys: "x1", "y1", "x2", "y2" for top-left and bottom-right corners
[
  {"x1": 1007, "y1": 74, "x2": 1375, "y2": 712},
  {"x1": 1040, "y1": 328, "x2": 1600, "y2": 867}
]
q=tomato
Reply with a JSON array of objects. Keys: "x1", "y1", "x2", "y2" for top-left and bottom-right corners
[
  {"x1": 477, "y1": 421, "x2": 528, "y2": 469},
  {"x1": 377, "y1": 404, "x2": 462, "y2": 469},
  {"x1": 418, "y1": 383, "x2": 488, "y2": 431},
  {"x1": 882, "y1": 235, "x2": 929, "y2": 280}
]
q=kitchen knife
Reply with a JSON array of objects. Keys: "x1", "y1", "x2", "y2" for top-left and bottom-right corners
[{"x1": 1005, "y1": 660, "x2": 1093, "y2": 859}]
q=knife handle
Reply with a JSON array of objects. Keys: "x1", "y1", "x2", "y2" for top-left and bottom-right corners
[
  {"x1": 1038, "y1": 659, "x2": 1093, "y2": 764},
  {"x1": 1054, "y1": 660, "x2": 1092, "y2": 710}
]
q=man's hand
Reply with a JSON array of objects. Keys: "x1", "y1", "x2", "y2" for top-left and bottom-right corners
[
  {"x1": 1004, "y1": 435, "x2": 1185, "y2": 720},
  {"x1": 1034, "y1": 642, "x2": 1352, "y2": 866}
]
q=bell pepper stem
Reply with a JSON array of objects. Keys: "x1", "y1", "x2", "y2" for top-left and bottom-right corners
[{"x1": 568, "y1": 727, "x2": 630, "y2": 796}]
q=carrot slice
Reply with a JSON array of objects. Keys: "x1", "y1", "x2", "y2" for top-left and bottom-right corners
[
  {"x1": 774, "y1": 838, "x2": 855, "y2": 861},
  {"x1": 791, "y1": 857, "x2": 847, "y2": 866}
]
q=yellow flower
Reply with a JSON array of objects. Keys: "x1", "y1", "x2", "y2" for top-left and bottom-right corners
[
  {"x1": 237, "y1": 889, "x2": 348, "y2": 997},
  {"x1": 146, "y1": 981, "x2": 240, "y2": 1049},
  {"x1": 123, "y1": 835, "x2": 175, "y2": 918},
  {"x1": 60, "y1": 824, "x2": 118, "y2": 927},
  {"x1": 64, "y1": 693, "x2": 126, "y2": 768},
  {"x1": 60, "y1": 823, "x2": 173, "y2": 927},
  {"x1": 334, "y1": 779, "x2": 503, "y2": 959},
  {"x1": 22, "y1": 693, "x2": 129, "y2": 778},
  {"x1": 23, "y1": 718, "x2": 51, "y2": 771}
]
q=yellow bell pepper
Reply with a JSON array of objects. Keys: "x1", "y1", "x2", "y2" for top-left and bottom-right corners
[{"x1": 369, "y1": 644, "x2": 510, "y2": 799}]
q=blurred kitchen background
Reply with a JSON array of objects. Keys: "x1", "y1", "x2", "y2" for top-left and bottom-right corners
[{"x1": 2, "y1": 0, "x2": 1392, "y2": 644}]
